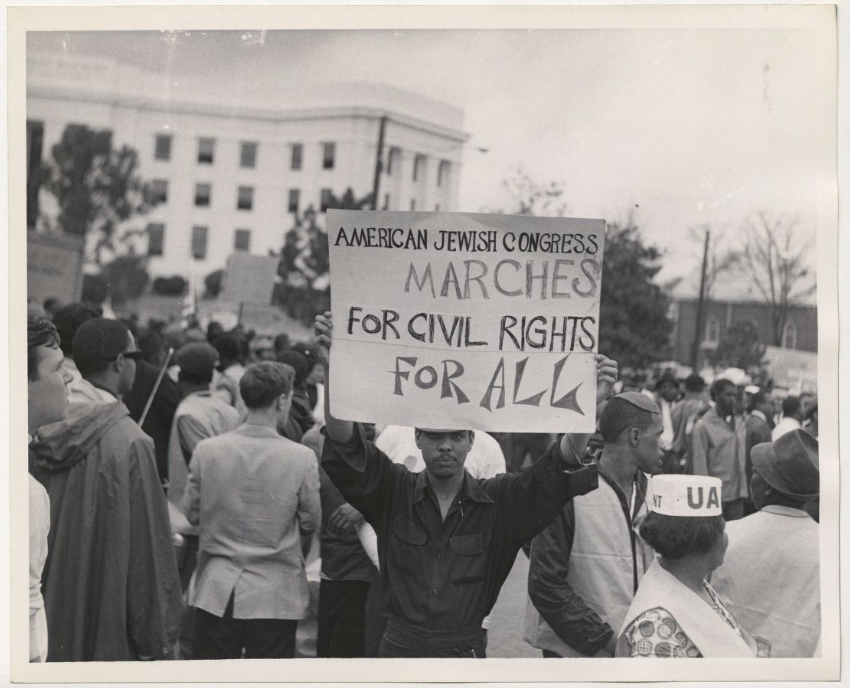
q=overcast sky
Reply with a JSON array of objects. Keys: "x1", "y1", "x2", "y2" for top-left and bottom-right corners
[{"x1": 28, "y1": 27, "x2": 826, "y2": 292}]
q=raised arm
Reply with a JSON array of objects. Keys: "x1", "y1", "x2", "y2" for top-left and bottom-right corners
[
  {"x1": 557, "y1": 354, "x2": 618, "y2": 465},
  {"x1": 314, "y1": 312, "x2": 354, "y2": 444}
]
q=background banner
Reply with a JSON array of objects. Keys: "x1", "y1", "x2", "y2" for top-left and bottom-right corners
[{"x1": 328, "y1": 210, "x2": 606, "y2": 432}]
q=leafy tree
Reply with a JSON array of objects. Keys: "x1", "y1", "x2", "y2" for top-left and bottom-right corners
[
  {"x1": 40, "y1": 124, "x2": 155, "y2": 266},
  {"x1": 275, "y1": 188, "x2": 371, "y2": 326},
  {"x1": 100, "y1": 254, "x2": 150, "y2": 305},
  {"x1": 735, "y1": 212, "x2": 815, "y2": 346},
  {"x1": 599, "y1": 218, "x2": 673, "y2": 369},
  {"x1": 708, "y1": 319, "x2": 766, "y2": 370},
  {"x1": 204, "y1": 269, "x2": 225, "y2": 298}
]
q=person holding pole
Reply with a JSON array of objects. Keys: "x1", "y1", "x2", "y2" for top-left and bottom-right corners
[{"x1": 314, "y1": 312, "x2": 618, "y2": 658}]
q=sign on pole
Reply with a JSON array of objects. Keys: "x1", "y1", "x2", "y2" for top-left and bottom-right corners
[
  {"x1": 328, "y1": 210, "x2": 606, "y2": 433},
  {"x1": 27, "y1": 231, "x2": 85, "y2": 304},
  {"x1": 221, "y1": 253, "x2": 279, "y2": 305}
]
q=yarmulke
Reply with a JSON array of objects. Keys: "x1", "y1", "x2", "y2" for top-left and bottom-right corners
[
  {"x1": 615, "y1": 391, "x2": 661, "y2": 415},
  {"x1": 647, "y1": 475, "x2": 723, "y2": 517}
]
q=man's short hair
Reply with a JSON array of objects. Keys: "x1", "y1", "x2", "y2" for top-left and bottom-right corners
[
  {"x1": 53, "y1": 302, "x2": 102, "y2": 356},
  {"x1": 782, "y1": 396, "x2": 802, "y2": 417},
  {"x1": 684, "y1": 374, "x2": 706, "y2": 393},
  {"x1": 749, "y1": 389, "x2": 770, "y2": 413},
  {"x1": 639, "y1": 512, "x2": 725, "y2": 560},
  {"x1": 276, "y1": 351, "x2": 309, "y2": 388},
  {"x1": 599, "y1": 396, "x2": 658, "y2": 444},
  {"x1": 28, "y1": 316, "x2": 60, "y2": 381},
  {"x1": 240, "y1": 362, "x2": 294, "y2": 409},
  {"x1": 138, "y1": 331, "x2": 165, "y2": 363},
  {"x1": 212, "y1": 334, "x2": 242, "y2": 364},
  {"x1": 72, "y1": 318, "x2": 131, "y2": 378},
  {"x1": 710, "y1": 378, "x2": 735, "y2": 400}
]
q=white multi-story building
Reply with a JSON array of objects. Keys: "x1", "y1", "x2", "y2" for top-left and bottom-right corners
[{"x1": 27, "y1": 51, "x2": 468, "y2": 277}]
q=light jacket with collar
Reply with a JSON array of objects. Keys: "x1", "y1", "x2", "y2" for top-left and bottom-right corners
[
  {"x1": 691, "y1": 407, "x2": 748, "y2": 502},
  {"x1": 183, "y1": 423, "x2": 321, "y2": 620},
  {"x1": 616, "y1": 560, "x2": 757, "y2": 658},
  {"x1": 710, "y1": 505, "x2": 820, "y2": 657},
  {"x1": 525, "y1": 468, "x2": 652, "y2": 657}
]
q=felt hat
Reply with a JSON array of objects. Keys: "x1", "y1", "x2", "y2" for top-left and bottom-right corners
[
  {"x1": 647, "y1": 475, "x2": 723, "y2": 517},
  {"x1": 751, "y1": 429, "x2": 819, "y2": 500},
  {"x1": 174, "y1": 342, "x2": 219, "y2": 376}
]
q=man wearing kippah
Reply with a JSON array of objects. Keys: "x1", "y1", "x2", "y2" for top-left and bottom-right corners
[
  {"x1": 710, "y1": 429, "x2": 821, "y2": 657},
  {"x1": 525, "y1": 392, "x2": 660, "y2": 657}
]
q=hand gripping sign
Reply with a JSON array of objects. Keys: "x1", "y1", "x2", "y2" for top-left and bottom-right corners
[{"x1": 327, "y1": 210, "x2": 606, "y2": 433}]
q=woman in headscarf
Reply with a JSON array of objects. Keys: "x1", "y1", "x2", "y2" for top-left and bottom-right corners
[{"x1": 615, "y1": 475, "x2": 760, "y2": 658}]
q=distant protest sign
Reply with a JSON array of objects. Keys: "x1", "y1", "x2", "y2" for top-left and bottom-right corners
[
  {"x1": 221, "y1": 254, "x2": 279, "y2": 305},
  {"x1": 27, "y1": 232, "x2": 85, "y2": 304},
  {"x1": 327, "y1": 211, "x2": 606, "y2": 433}
]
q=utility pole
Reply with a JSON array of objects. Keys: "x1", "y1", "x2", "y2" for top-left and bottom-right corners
[
  {"x1": 690, "y1": 228, "x2": 710, "y2": 370},
  {"x1": 371, "y1": 115, "x2": 388, "y2": 211}
]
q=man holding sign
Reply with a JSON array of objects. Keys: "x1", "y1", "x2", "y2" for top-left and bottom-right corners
[{"x1": 314, "y1": 312, "x2": 617, "y2": 658}]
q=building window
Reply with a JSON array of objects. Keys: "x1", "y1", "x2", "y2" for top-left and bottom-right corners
[
  {"x1": 198, "y1": 138, "x2": 215, "y2": 164},
  {"x1": 387, "y1": 147, "x2": 400, "y2": 176},
  {"x1": 383, "y1": 193, "x2": 390, "y2": 210},
  {"x1": 154, "y1": 134, "x2": 172, "y2": 161},
  {"x1": 147, "y1": 223, "x2": 165, "y2": 257},
  {"x1": 194, "y1": 183, "x2": 211, "y2": 207},
  {"x1": 413, "y1": 154, "x2": 426, "y2": 182},
  {"x1": 150, "y1": 179, "x2": 169, "y2": 205},
  {"x1": 240, "y1": 141, "x2": 258, "y2": 169},
  {"x1": 410, "y1": 199, "x2": 416, "y2": 211},
  {"x1": 783, "y1": 321, "x2": 797, "y2": 350},
  {"x1": 288, "y1": 188, "x2": 300, "y2": 214},
  {"x1": 290, "y1": 143, "x2": 303, "y2": 171},
  {"x1": 437, "y1": 160, "x2": 450, "y2": 187},
  {"x1": 234, "y1": 229, "x2": 251, "y2": 252},
  {"x1": 320, "y1": 188, "x2": 333, "y2": 212},
  {"x1": 322, "y1": 142, "x2": 336, "y2": 170},
  {"x1": 191, "y1": 226, "x2": 208, "y2": 260},
  {"x1": 237, "y1": 186, "x2": 254, "y2": 211},
  {"x1": 704, "y1": 316, "x2": 720, "y2": 345}
]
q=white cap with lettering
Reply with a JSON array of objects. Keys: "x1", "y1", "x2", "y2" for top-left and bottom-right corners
[{"x1": 647, "y1": 475, "x2": 723, "y2": 517}]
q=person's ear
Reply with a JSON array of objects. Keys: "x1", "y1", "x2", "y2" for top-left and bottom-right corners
[
  {"x1": 629, "y1": 427, "x2": 641, "y2": 446},
  {"x1": 468, "y1": 431, "x2": 475, "y2": 448},
  {"x1": 113, "y1": 353, "x2": 125, "y2": 374},
  {"x1": 414, "y1": 429, "x2": 422, "y2": 449}
]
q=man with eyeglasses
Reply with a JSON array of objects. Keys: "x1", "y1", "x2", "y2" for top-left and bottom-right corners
[{"x1": 31, "y1": 318, "x2": 183, "y2": 661}]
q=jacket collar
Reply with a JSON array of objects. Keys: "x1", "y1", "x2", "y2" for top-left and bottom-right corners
[
  {"x1": 413, "y1": 468, "x2": 495, "y2": 505},
  {"x1": 761, "y1": 504, "x2": 812, "y2": 518},
  {"x1": 236, "y1": 423, "x2": 282, "y2": 439}
]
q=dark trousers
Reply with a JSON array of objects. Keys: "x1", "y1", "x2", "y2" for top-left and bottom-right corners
[
  {"x1": 363, "y1": 567, "x2": 389, "y2": 658},
  {"x1": 722, "y1": 498, "x2": 745, "y2": 522},
  {"x1": 193, "y1": 593, "x2": 297, "y2": 659},
  {"x1": 317, "y1": 579, "x2": 370, "y2": 658},
  {"x1": 378, "y1": 616, "x2": 486, "y2": 658}
]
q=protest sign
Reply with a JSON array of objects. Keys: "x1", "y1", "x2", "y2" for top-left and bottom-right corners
[
  {"x1": 27, "y1": 231, "x2": 85, "y2": 304},
  {"x1": 220, "y1": 253, "x2": 279, "y2": 305},
  {"x1": 328, "y1": 210, "x2": 606, "y2": 433}
]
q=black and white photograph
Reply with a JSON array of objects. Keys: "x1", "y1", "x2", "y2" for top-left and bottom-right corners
[{"x1": 7, "y1": 3, "x2": 841, "y2": 684}]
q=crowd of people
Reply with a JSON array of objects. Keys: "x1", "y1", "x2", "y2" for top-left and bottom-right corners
[{"x1": 26, "y1": 298, "x2": 822, "y2": 662}]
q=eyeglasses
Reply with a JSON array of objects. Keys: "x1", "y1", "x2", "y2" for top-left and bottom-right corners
[{"x1": 117, "y1": 350, "x2": 145, "y2": 362}]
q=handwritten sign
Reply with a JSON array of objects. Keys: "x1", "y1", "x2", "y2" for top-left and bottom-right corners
[
  {"x1": 327, "y1": 210, "x2": 606, "y2": 433},
  {"x1": 27, "y1": 231, "x2": 85, "y2": 304},
  {"x1": 221, "y1": 253, "x2": 279, "y2": 305}
]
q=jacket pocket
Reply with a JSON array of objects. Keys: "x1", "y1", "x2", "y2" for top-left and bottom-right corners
[
  {"x1": 388, "y1": 516, "x2": 427, "y2": 576},
  {"x1": 448, "y1": 532, "x2": 488, "y2": 583}
]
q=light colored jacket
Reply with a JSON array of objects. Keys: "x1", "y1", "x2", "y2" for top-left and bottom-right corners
[
  {"x1": 711, "y1": 505, "x2": 820, "y2": 657},
  {"x1": 183, "y1": 424, "x2": 321, "y2": 620},
  {"x1": 616, "y1": 560, "x2": 756, "y2": 658},
  {"x1": 691, "y1": 408, "x2": 748, "y2": 502},
  {"x1": 525, "y1": 477, "x2": 652, "y2": 657}
]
